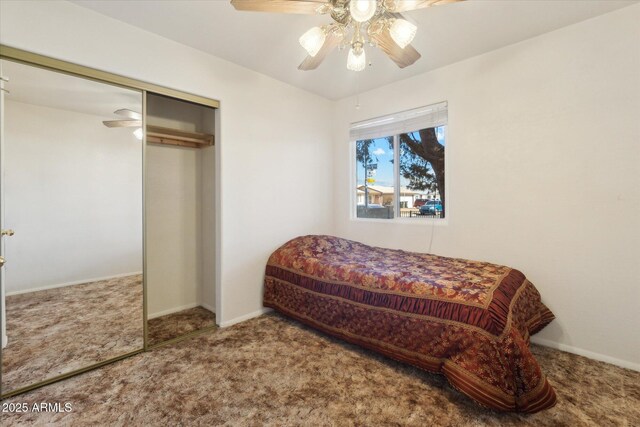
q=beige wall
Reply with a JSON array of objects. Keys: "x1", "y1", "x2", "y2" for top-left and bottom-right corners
[
  {"x1": 4, "y1": 100, "x2": 142, "y2": 294},
  {"x1": 145, "y1": 144, "x2": 202, "y2": 317},
  {"x1": 333, "y1": 5, "x2": 640, "y2": 369}
]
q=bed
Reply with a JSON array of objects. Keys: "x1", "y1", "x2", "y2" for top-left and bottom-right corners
[{"x1": 263, "y1": 235, "x2": 557, "y2": 413}]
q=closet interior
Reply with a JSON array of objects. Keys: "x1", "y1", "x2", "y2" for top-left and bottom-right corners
[{"x1": 145, "y1": 93, "x2": 216, "y2": 346}]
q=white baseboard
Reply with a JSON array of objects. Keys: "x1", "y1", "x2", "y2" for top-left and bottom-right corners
[
  {"x1": 6, "y1": 271, "x2": 143, "y2": 296},
  {"x1": 219, "y1": 308, "x2": 272, "y2": 328},
  {"x1": 148, "y1": 302, "x2": 216, "y2": 319},
  {"x1": 148, "y1": 302, "x2": 201, "y2": 320},
  {"x1": 200, "y1": 302, "x2": 216, "y2": 314},
  {"x1": 531, "y1": 337, "x2": 640, "y2": 372}
]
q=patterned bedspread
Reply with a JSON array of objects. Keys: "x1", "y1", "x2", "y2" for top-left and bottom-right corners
[{"x1": 263, "y1": 235, "x2": 557, "y2": 413}]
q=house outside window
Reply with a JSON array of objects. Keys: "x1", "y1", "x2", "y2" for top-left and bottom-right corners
[{"x1": 352, "y1": 102, "x2": 447, "y2": 221}]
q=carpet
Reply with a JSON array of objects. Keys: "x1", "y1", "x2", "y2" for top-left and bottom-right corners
[
  {"x1": 2, "y1": 312, "x2": 638, "y2": 426},
  {"x1": 2, "y1": 275, "x2": 143, "y2": 394},
  {"x1": 148, "y1": 306, "x2": 216, "y2": 346}
]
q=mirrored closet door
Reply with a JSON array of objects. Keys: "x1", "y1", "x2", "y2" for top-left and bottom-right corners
[
  {"x1": 0, "y1": 60, "x2": 144, "y2": 395},
  {"x1": 145, "y1": 93, "x2": 216, "y2": 346}
]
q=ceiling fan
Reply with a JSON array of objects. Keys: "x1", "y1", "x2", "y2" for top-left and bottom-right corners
[
  {"x1": 230, "y1": 0, "x2": 463, "y2": 71},
  {"x1": 102, "y1": 109, "x2": 143, "y2": 140}
]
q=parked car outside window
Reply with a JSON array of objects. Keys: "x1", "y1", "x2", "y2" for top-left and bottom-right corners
[
  {"x1": 413, "y1": 199, "x2": 428, "y2": 208},
  {"x1": 419, "y1": 200, "x2": 443, "y2": 215}
]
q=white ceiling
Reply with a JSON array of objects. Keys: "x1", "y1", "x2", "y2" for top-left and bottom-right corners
[
  {"x1": 1, "y1": 59, "x2": 141, "y2": 117},
  {"x1": 70, "y1": 0, "x2": 637, "y2": 100}
]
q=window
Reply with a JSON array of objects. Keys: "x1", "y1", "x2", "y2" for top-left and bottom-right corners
[
  {"x1": 356, "y1": 136, "x2": 395, "y2": 219},
  {"x1": 352, "y1": 102, "x2": 447, "y2": 220}
]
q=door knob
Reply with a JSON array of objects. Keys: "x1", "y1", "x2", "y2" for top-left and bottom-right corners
[
  {"x1": 0, "y1": 256, "x2": 4, "y2": 267},
  {"x1": 1, "y1": 229, "x2": 14, "y2": 236}
]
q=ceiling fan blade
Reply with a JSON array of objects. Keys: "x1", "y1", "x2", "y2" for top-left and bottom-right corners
[
  {"x1": 102, "y1": 120, "x2": 142, "y2": 128},
  {"x1": 230, "y1": 0, "x2": 330, "y2": 14},
  {"x1": 371, "y1": 28, "x2": 421, "y2": 68},
  {"x1": 114, "y1": 108, "x2": 142, "y2": 120},
  {"x1": 390, "y1": 0, "x2": 464, "y2": 13},
  {"x1": 298, "y1": 32, "x2": 343, "y2": 71}
]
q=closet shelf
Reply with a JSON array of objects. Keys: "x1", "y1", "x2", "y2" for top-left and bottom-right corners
[{"x1": 146, "y1": 125, "x2": 214, "y2": 149}]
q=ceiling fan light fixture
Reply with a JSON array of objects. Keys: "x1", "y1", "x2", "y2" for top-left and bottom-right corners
[
  {"x1": 390, "y1": 18, "x2": 417, "y2": 49},
  {"x1": 299, "y1": 26, "x2": 326, "y2": 57},
  {"x1": 230, "y1": 0, "x2": 447, "y2": 71},
  {"x1": 347, "y1": 47, "x2": 366, "y2": 71},
  {"x1": 133, "y1": 128, "x2": 143, "y2": 140},
  {"x1": 349, "y1": 0, "x2": 377, "y2": 23},
  {"x1": 396, "y1": 0, "x2": 418, "y2": 11}
]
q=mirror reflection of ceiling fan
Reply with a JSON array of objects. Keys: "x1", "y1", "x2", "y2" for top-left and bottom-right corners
[
  {"x1": 230, "y1": 0, "x2": 464, "y2": 71},
  {"x1": 102, "y1": 109, "x2": 143, "y2": 140}
]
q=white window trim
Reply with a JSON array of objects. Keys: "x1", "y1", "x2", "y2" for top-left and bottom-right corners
[
  {"x1": 350, "y1": 102, "x2": 448, "y2": 140},
  {"x1": 349, "y1": 122, "x2": 449, "y2": 226}
]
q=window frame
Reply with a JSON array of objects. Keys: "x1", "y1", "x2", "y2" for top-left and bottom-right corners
[{"x1": 349, "y1": 122, "x2": 449, "y2": 225}]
